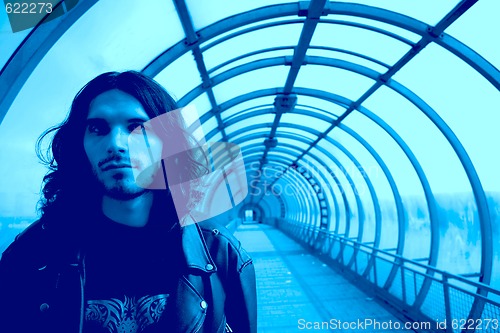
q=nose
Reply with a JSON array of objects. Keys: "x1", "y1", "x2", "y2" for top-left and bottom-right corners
[{"x1": 106, "y1": 127, "x2": 128, "y2": 154}]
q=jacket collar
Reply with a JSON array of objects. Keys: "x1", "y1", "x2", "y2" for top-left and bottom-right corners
[
  {"x1": 179, "y1": 218, "x2": 217, "y2": 274},
  {"x1": 44, "y1": 212, "x2": 218, "y2": 273}
]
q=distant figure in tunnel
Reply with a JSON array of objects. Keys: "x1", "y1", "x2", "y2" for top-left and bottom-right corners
[{"x1": 0, "y1": 71, "x2": 256, "y2": 333}]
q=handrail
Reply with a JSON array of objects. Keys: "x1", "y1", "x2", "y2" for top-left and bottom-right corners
[{"x1": 284, "y1": 221, "x2": 500, "y2": 299}]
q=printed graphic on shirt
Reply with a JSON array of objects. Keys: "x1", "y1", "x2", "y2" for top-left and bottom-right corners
[{"x1": 85, "y1": 294, "x2": 169, "y2": 333}]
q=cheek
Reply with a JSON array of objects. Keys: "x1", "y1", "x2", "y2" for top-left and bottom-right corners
[
  {"x1": 83, "y1": 137, "x2": 100, "y2": 167},
  {"x1": 129, "y1": 138, "x2": 163, "y2": 173},
  {"x1": 128, "y1": 132, "x2": 163, "y2": 162}
]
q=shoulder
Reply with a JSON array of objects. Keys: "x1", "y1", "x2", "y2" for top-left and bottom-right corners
[
  {"x1": 0, "y1": 216, "x2": 65, "y2": 271},
  {"x1": 196, "y1": 220, "x2": 253, "y2": 272},
  {"x1": 1, "y1": 219, "x2": 45, "y2": 260},
  {"x1": 0, "y1": 220, "x2": 51, "y2": 279}
]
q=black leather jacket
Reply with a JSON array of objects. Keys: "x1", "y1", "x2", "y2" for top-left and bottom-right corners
[{"x1": 0, "y1": 217, "x2": 257, "y2": 333}]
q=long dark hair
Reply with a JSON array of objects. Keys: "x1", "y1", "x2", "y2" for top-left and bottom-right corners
[{"x1": 36, "y1": 71, "x2": 207, "y2": 225}]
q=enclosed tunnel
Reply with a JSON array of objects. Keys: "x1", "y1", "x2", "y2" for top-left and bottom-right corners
[{"x1": 1, "y1": 0, "x2": 500, "y2": 331}]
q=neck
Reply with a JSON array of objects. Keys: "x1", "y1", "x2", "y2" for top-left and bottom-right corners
[{"x1": 102, "y1": 191, "x2": 153, "y2": 227}]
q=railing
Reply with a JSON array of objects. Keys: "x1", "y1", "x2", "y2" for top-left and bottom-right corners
[{"x1": 277, "y1": 219, "x2": 500, "y2": 333}]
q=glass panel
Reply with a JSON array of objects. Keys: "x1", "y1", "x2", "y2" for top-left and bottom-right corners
[
  {"x1": 61, "y1": 0, "x2": 183, "y2": 71},
  {"x1": 394, "y1": 44, "x2": 500, "y2": 193},
  {"x1": 296, "y1": 95, "x2": 346, "y2": 117},
  {"x1": 225, "y1": 108, "x2": 274, "y2": 126},
  {"x1": 301, "y1": 154, "x2": 328, "y2": 177},
  {"x1": 306, "y1": 48, "x2": 388, "y2": 74},
  {"x1": 211, "y1": 132, "x2": 223, "y2": 142},
  {"x1": 389, "y1": 45, "x2": 497, "y2": 275},
  {"x1": 260, "y1": 190, "x2": 281, "y2": 217},
  {"x1": 342, "y1": 111, "x2": 430, "y2": 260},
  {"x1": 490, "y1": 194, "x2": 500, "y2": 300},
  {"x1": 275, "y1": 175, "x2": 303, "y2": 218},
  {"x1": 325, "y1": 127, "x2": 398, "y2": 250},
  {"x1": 342, "y1": 111, "x2": 425, "y2": 198},
  {"x1": 221, "y1": 96, "x2": 274, "y2": 120},
  {"x1": 200, "y1": 15, "x2": 299, "y2": 49},
  {"x1": 155, "y1": 53, "x2": 202, "y2": 101},
  {"x1": 288, "y1": 169, "x2": 315, "y2": 224},
  {"x1": 243, "y1": 147, "x2": 265, "y2": 157},
  {"x1": 280, "y1": 113, "x2": 331, "y2": 133},
  {"x1": 201, "y1": 115, "x2": 219, "y2": 134},
  {"x1": 435, "y1": 193, "x2": 481, "y2": 275},
  {"x1": 278, "y1": 137, "x2": 309, "y2": 151},
  {"x1": 295, "y1": 107, "x2": 338, "y2": 121},
  {"x1": 237, "y1": 137, "x2": 265, "y2": 150},
  {"x1": 229, "y1": 129, "x2": 270, "y2": 143},
  {"x1": 242, "y1": 151, "x2": 262, "y2": 161},
  {"x1": 312, "y1": 22, "x2": 412, "y2": 67},
  {"x1": 300, "y1": 158, "x2": 329, "y2": 228},
  {"x1": 305, "y1": 152, "x2": 356, "y2": 236},
  {"x1": 224, "y1": 114, "x2": 274, "y2": 134},
  {"x1": 306, "y1": 152, "x2": 361, "y2": 238},
  {"x1": 275, "y1": 128, "x2": 318, "y2": 141},
  {"x1": 313, "y1": 142, "x2": 376, "y2": 244},
  {"x1": 186, "y1": 93, "x2": 212, "y2": 119},
  {"x1": 446, "y1": 0, "x2": 500, "y2": 70},
  {"x1": 336, "y1": 0, "x2": 460, "y2": 26},
  {"x1": 328, "y1": 14, "x2": 421, "y2": 43},
  {"x1": 210, "y1": 49, "x2": 294, "y2": 77},
  {"x1": 302, "y1": 153, "x2": 334, "y2": 224},
  {"x1": 204, "y1": 23, "x2": 302, "y2": 71},
  {"x1": 329, "y1": 128, "x2": 394, "y2": 202},
  {"x1": 294, "y1": 65, "x2": 375, "y2": 102},
  {"x1": 213, "y1": 66, "x2": 288, "y2": 104},
  {"x1": 314, "y1": 142, "x2": 348, "y2": 233},
  {"x1": 363, "y1": 86, "x2": 472, "y2": 195},
  {"x1": 328, "y1": 176, "x2": 348, "y2": 234},
  {"x1": 268, "y1": 151, "x2": 299, "y2": 161},
  {"x1": 0, "y1": 16, "x2": 32, "y2": 69},
  {"x1": 187, "y1": 0, "x2": 292, "y2": 31},
  {"x1": 181, "y1": 103, "x2": 203, "y2": 128},
  {"x1": 303, "y1": 148, "x2": 337, "y2": 213}
]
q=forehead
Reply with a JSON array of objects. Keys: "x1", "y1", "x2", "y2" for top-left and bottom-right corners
[{"x1": 87, "y1": 89, "x2": 149, "y2": 120}]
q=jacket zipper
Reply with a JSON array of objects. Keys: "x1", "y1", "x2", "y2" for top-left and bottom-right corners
[{"x1": 78, "y1": 253, "x2": 86, "y2": 333}]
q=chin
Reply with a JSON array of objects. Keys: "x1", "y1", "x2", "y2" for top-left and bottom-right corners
[
  {"x1": 103, "y1": 179, "x2": 148, "y2": 200},
  {"x1": 106, "y1": 187, "x2": 148, "y2": 200}
]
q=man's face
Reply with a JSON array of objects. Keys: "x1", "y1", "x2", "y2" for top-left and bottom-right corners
[{"x1": 83, "y1": 89, "x2": 163, "y2": 200}]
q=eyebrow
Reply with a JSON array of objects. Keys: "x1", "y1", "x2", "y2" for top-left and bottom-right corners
[
  {"x1": 128, "y1": 118, "x2": 148, "y2": 123},
  {"x1": 85, "y1": 118, "x2": 148, "y2": 123},
  {"x1": 86, "y1": 118, "x2": 106, "y2": 123}
]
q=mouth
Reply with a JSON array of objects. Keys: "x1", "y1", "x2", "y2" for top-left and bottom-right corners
[{"x1": 101, "y1": 163, "x2": 132, "y2": 172}]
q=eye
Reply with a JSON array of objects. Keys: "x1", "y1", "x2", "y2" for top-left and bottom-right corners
[
  {"x1": 128, "y1": 122, "x2": 144, "y2": 133},
  {"x1": 129, "y1": 122, "x2": 155, "y2": 135},
  {"x1": 86, "y1": 120, "x2": 109, "y2": 135}
]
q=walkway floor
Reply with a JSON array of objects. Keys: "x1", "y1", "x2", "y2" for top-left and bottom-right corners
[{"x1": 234, "y1": 223, "x2": 414, "y2": 333}]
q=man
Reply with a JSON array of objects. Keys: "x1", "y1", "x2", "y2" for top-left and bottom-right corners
[{"x1": 0, "y1": 71, "x2": 257, "y2": 333}]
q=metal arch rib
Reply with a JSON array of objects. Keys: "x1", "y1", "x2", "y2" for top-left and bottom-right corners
[{"x1": 0, "y1": 0, "x2": 100, "y2": 125}]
